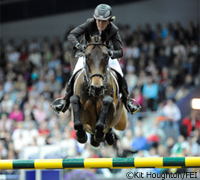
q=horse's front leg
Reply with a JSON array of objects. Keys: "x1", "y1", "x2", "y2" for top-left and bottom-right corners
[
  {"x1": 70, "y1": 95, "x2": 87, "y2": 143},
  {"x1": 94, "y1": 95, "x2": 113, "y2": 143}
]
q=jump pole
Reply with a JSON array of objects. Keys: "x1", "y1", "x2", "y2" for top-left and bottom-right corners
[{"x1": 0, "y1": 157, "x2": 200, "y2": 169}]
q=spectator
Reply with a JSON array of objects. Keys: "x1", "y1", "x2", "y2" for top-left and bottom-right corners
[
  {"x1": 28, "y1": 38, "x2": 40, "y2": 52},
  {"x1": 8, "y1": 103, "x2": 23, "y2": 122},
  {"x1": 146, "y1": 120, "x2": 166, "y2": 145},
  {"x1": 181, "y1": 110, "x2": 200, "y2": 137},
  {"x1": 142, "y1": 74, "x2": 159, "y2": 111},
  {"x1": 32, "y1": 104, "x2": 47, "y2": 124},
  {"x1": 170, "y1": 135, "x2": 188, "y2": 155},
  {"x1": 131, "y1": 127, "x2": 147, "y2": 151},
  {"x1": 28, "y1": 48, "x2": 42, "y2": 68},
  {"x1": 184, "y1": 73, "x2": 195, "y2": 89},
  {"x1": 121, "y1": 128, "x2": 134, "y2": 151},
  {"x1": 161, "y1": 98, "x2": 181, "y2": 141},
  {"x1": 125, "y1": 41, "x2": 140, "y2": 59},
  {"x1": 165, "y1": 136, "x2": 175, "y2": 155},
  {"x1": 155, "y1": 48, "x2": 169, "y2": 71},
  {"x1": 3, "y1": 74, "x2": 14, "y2": 94},
  {"x1": 24, "y1": 121, "x2": 38, "y2": 146},
  {"x1": 186, "y1": 136, "x2": 199, "y2": 156},
  {"x1": 5, "y1": 39, "x2": 15, "y2": 54},
  {"x1": 125, "y1": 64, "x2": 137, "y2": 92},
  {"x1": 143, "y1": 23, "x2": 153, "y2": 42},
  {"x1": 7, "y1": 48, "x2": 20, "y2": 64},
  {"x1": 0, "y1": 141, "x2": 7, "y2": 159},
  {"x1": 19, "y1": 46, "x2": 29, "y2": 63},
  {"x1": 132, "y1": 87, "x2": 144, "y2": 109},
  {"x1": 165, "y1": 84, "x2": 175, "y2": 99},
  {"x1": 48, "y1": 54, "x2": 61, "y2": 70},
  {"x1": 145, "y1": 59, "x2": 156, "y2": 75},
  {"x1": 0, "y1": 113, "x2": 13, "y2": 132},
  {"x1": 37, "y1": 121, "x2": 50, "y2": 146},
  {"x1": 172, "y1": 40, "x2": 186, "y2": 56},
  {"x1": 182, "y1": 54, "x2": 195, "y2": 75},
  {"x1": 174, "y1": 85, "x2": 189, "y2": 101},
  {"x1": 12, "y1": 122, "x2": 29, "y2": 154}
]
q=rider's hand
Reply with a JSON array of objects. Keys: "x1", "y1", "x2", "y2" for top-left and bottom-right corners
[
  {"x1": 108, "y1": 49, "x2": 114, "y2": 58},
  {"x1": 75, "y1": 43, "x2": 86, "y2": 52}
]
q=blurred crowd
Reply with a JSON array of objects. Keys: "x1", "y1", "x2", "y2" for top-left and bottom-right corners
[{"x1": 0, "y1": 20, "x2": 200, "y2": 176}]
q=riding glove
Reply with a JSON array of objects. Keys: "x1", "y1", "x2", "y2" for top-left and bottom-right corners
[
  {"x1": 75, "y1": 43, "x2": 86, "y2": 52},
  {"x1": 108, "y1": 49, "x2": 114, "y2": 58}
]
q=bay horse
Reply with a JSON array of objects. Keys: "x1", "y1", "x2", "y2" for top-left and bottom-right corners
[{"x1": 70, "y1": 34, "x2": 127, "y2": 147}]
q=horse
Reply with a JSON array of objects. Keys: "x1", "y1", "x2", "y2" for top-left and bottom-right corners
[{"x1": 69, "y1": 34, "x2": 127, "y2": 147}]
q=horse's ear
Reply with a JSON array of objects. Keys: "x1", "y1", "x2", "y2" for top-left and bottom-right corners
[
  {"x1": 100, "y1": 31, "x2": 107, "y2": 43},
  {"x1": 85, "y1": 31, "x2": 91, "y2": 42}
]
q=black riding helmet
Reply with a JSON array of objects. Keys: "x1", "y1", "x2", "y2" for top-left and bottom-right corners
[{"x1": 93, "y1": 4, "x2": 112, "y2": 21}]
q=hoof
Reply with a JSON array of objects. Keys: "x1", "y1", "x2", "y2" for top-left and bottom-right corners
[
  {"x1": 105, "y1": 130, "x2": 115, "y2": 146},
  {"x1": 95, "y1": 122, "x2": 104, "y2": 132},
  {"x1": 76, "y1": 130, "x2": 88, "y2": 144},
  {"x1": 74, "y1": 121, "x2": 83, "y2": 131},
  {"x1": 90, "y1": 135, "x2": 100, "y2": 147},
  {"x1": 94, "y1": 130, "x2": 105, "y2": 143},
  {"x1": 94, "y1": 122, "x2": 105, "y2": 143}
]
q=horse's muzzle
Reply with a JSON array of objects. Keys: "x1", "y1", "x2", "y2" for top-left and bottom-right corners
[{"x1": 91, "y1": 85, "x2": 104, "y2": 97}]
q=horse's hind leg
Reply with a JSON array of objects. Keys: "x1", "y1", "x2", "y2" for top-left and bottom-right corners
[
  {"x1": 114, "y1": 106, "x2": 127, "y2": 131},
  {"x1": 95, "y1": 95, "x2": 113, "y2": 143},
  {"x1": 70, "y1": 95, "x2": 88, "y2": 143}
]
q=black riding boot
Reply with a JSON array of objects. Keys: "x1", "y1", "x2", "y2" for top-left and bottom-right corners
[
  {"x1": 54, "y1": 76, "x2": 74, "y2": 113},
  {"x1": 119, "y1": 76, "x2": 141, "y2": 114}
]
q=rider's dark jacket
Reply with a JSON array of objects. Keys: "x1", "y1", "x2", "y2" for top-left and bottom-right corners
[{"x1": 68, "y1": 18, "x2": 123, "y2": 59}]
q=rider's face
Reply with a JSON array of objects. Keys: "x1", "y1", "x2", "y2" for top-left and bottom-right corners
[{"x1": 96, "y1": 19, "x2": 109, "y2": 31}]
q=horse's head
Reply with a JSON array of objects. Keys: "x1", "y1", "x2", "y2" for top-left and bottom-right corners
[{"x1": 85, "y1": 33, "x2": 109, "y2": 97}]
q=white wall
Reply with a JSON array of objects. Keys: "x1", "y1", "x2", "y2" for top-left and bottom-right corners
[{"x1": 1, "y1": 0, "x2": 199, "y2": 44}]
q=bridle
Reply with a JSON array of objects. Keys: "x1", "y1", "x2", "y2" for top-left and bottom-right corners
[{"x1": 84, "y1": 42, "x2": 109, "y2": 97}]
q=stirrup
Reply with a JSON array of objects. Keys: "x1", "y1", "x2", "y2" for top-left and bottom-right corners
[
  {"x1": 127, "y1": 98, "x2": 141, "y2": 114},
  {"x1": 50, "y1": 98, "x2": 66, "y2": 114}
]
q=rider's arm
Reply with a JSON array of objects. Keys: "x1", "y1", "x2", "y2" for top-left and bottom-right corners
[
  {"x1": 109, "y1": 23, "x2": 123, "y2": 59},
  {"x1": 67, "y1": 18, "x2": 93, "y2": 48}
]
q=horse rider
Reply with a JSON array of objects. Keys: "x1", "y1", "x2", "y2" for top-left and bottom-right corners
[{"x1": 51, "y1": 4, "x2": 141, "y2": 114}]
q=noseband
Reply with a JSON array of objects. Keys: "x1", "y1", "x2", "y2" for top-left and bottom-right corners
[{"x1": 84, "y1": 42, "x2": 108, "y2": 97}]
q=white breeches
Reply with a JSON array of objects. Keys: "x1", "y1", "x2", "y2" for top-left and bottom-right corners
[{"x1": 73, "y1": 56, "x2": 123, "y2": 77}]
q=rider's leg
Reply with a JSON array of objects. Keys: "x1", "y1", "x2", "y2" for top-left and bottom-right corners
[
  {"x1": 52, "y1": 56, "x2": 85, "y2": 113},
  {"x1": 108, "y1": 58, "x2": 141, "y2": 114},
  {"x1": 119, "y1": 75, "x2": 140, "y2": 114}
]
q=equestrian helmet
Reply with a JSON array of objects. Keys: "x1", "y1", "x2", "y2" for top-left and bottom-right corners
[{"x1": 93, "y1": 4, "x2": 112, "y2": 20}]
